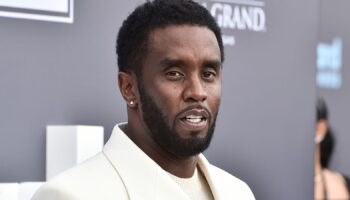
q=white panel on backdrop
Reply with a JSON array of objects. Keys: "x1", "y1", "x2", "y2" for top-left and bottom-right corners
[
  {"x1": 0, "y1": 0, "x2": 73, "y2": 23},
  {"x1": 46, "y1": 126, "x2": 104, "y2": 180},
  {"x1": 0, "y1": 183, "x2": 18, "y2": 200},
  {"x1": 0, "y1": 0, "x2": 68, "y2": 12},
  {"x1": 18, "y1": 182, "x2": 44, "y2": 200},
  {"x1": 0, "y1": 182, "x2": 44, "y2": 200}
]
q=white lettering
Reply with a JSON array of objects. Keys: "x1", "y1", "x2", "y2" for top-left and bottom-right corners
[
  {"x1": 233, "y1": 6, "x2": 243, "y2": 29},
  {"x1": 222, "y1": 4, "x2": 233, "y2": 28},
  {"x1": 253, "y1": 7, "x2": 265, "y2": 31},
  {"x1": 209, "y1": 2, "x2": 266, "y2": 32},
  {"x1": 211, "y1": 3, "x2": 223, "y2": 27},
  {"x1": 222, "y1": 35, "x2": 235, "y2": 46},
  {"x1": 241, "y1": 6, "x2": 252, "y2": 30}
]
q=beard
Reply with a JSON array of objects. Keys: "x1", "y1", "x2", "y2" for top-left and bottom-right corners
[{"x1": 138, "y1": 83, "x2": 217, "y2": 158}]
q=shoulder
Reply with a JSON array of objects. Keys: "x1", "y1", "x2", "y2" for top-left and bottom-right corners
[
  {"x1": 32, "y1": 153, "x2": 128, "y2": 200},
  {"x1": 324, "y1": 169, "x2": 347, "y2": 185},
  {"x1": 323, "y1": 169, "x2": 350, "y2": 199},
  {"x1": 210, "y1": 164, "x2": 254, "y2": 191},
  {"x1": 343, "y1": 174, "x2": 350, "y2": 193},
  {"x1": 198, "y1": 154, "x2": 255, "y2": 199},
  {"x1": 208, "y1": 164, "x2": 255, "y2": 199}
]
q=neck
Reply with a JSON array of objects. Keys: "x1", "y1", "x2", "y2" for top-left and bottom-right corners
[
  {"x1": 156, "y1": 153, "x2": 199, "y2": 178},
  {"x1": 126, "y1": 112, "x2": 199, "y2": 178}
]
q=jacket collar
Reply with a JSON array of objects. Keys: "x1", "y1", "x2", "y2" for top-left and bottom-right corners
[
  {"x1": 197, "y1": 154, "x2": 223, "y2": 199},
  {"x1": 102, "y1": 123, "x2": 221, "y2": 200}
]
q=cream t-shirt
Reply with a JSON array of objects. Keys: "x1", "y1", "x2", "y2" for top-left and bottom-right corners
[{"x1": 167, "y1": 167, "x2": 214, "y2": 200}]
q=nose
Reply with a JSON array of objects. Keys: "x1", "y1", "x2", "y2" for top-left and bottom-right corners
[{"x1": 183, "y1": 75, "x2": 208, "y2": 102}]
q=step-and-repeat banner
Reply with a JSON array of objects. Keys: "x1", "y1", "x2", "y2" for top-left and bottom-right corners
[{"x1": 0, "y1": 0, "x2": 318, "y2": 199}]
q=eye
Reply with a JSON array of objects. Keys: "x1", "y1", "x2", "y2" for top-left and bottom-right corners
[
  {"x1": 202, "y1": 70, "x2": 217, "y2": 81},
  {"x1": 165, "y1": 71, "x2": 184, "y2": 80}
]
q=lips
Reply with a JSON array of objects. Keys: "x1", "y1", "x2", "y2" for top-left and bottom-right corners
[{"x1": 177, "y1": 106, "x2": 210, "y2": 132}]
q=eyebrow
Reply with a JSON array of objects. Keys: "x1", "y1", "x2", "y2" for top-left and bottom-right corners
[
  {"x1": 159, "y1": 58, "x2": 186, "y2": 68},
  {"x1": 159, "y1": 57, "x2": 222, "y2": 68},
  {"x1": 202, "y1": 59, "x2": 222, "y2": 69}
]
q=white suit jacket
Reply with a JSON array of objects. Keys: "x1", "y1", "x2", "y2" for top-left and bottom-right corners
[{"x1": 32, "y1": 123, "x2": 255, "y2": 200}]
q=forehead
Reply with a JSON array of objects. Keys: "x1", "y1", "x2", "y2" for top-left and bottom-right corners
[{"x1": 146, "y1": 25, "x2": 221, "y2": 61}]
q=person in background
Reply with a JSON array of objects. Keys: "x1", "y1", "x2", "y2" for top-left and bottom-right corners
[{"x1": 314, "y1": 97, "x2": 350, "y2": 199}]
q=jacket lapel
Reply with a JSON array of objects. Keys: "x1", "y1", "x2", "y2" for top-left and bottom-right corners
[
  {"x1": 103, "y1": 123, "x2": 190, "y2": 200},
  {"x1": 197, "y1": 154, "x2": 222, "y2": 200}
]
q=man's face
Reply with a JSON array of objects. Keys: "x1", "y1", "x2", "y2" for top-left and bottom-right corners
[{"x1": 138, "y1": 25, "x2": 222, "y2": 158}]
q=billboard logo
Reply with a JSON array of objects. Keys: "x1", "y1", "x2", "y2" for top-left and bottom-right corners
[
  {"x1": 317, "y1": 38, "x2": 343, "y2": 89},
  {"x1": 0, "y1": 0, "x2": 74, "y2": 23},
  {"x1": 201, "y1": 0, "x2": 267, "y2": 46}
]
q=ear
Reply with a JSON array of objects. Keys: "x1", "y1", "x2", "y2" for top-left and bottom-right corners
[
  {"x1": 315, "y1": 119, "x2": 328, "y2": 143},
  {"x1": 118, "y1": 72, "x2": 138, "y2": 108}
]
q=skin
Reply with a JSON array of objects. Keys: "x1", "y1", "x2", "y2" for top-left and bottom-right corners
[
  {"x1": 118, "y1": 25, "x2": 222, "y2": 178},
  {"x1": 314, "y1": 120, "x2": 349, "y2": 199}
]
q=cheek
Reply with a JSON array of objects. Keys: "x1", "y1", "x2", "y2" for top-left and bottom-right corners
[
  {"x1": 149, "y1": 82, "x2": 182, "y2": 119},
  {"x1": 152, "y1": 81, "x2": 181, "y2": 102},
  {"x1": 207, "y1": 84, "x2": 221, "y2": 112}
]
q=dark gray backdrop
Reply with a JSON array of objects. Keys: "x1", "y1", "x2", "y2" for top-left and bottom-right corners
[
  {"x1": 0, "y1": 0, "x2": 317, "y2": 199},
  {"x1": 318, "y1": 0, "x2": 350, "y2": 178}
]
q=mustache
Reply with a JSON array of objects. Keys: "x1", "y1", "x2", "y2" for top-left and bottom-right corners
[{"x1": 175, "y1": 103, "x2": 212, "y2": 120}]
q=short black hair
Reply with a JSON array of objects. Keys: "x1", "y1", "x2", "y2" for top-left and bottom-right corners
[
  {"x1": 316, "y1": 97, "x2": 334, "y2": 168},
  {"x1": 116, "y1": 0, "x2": 224, "y2": 74},
  {"x1": 320, "y1": 129, "x2": 334, "y2": 168},
  {"x1": 317, "y1": 97, "x2": 328, "y2": 121}
]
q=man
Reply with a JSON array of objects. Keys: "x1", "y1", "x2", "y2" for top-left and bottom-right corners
[{"x1": 32, "y1": 0, "x2": 254, "y2": 199}]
